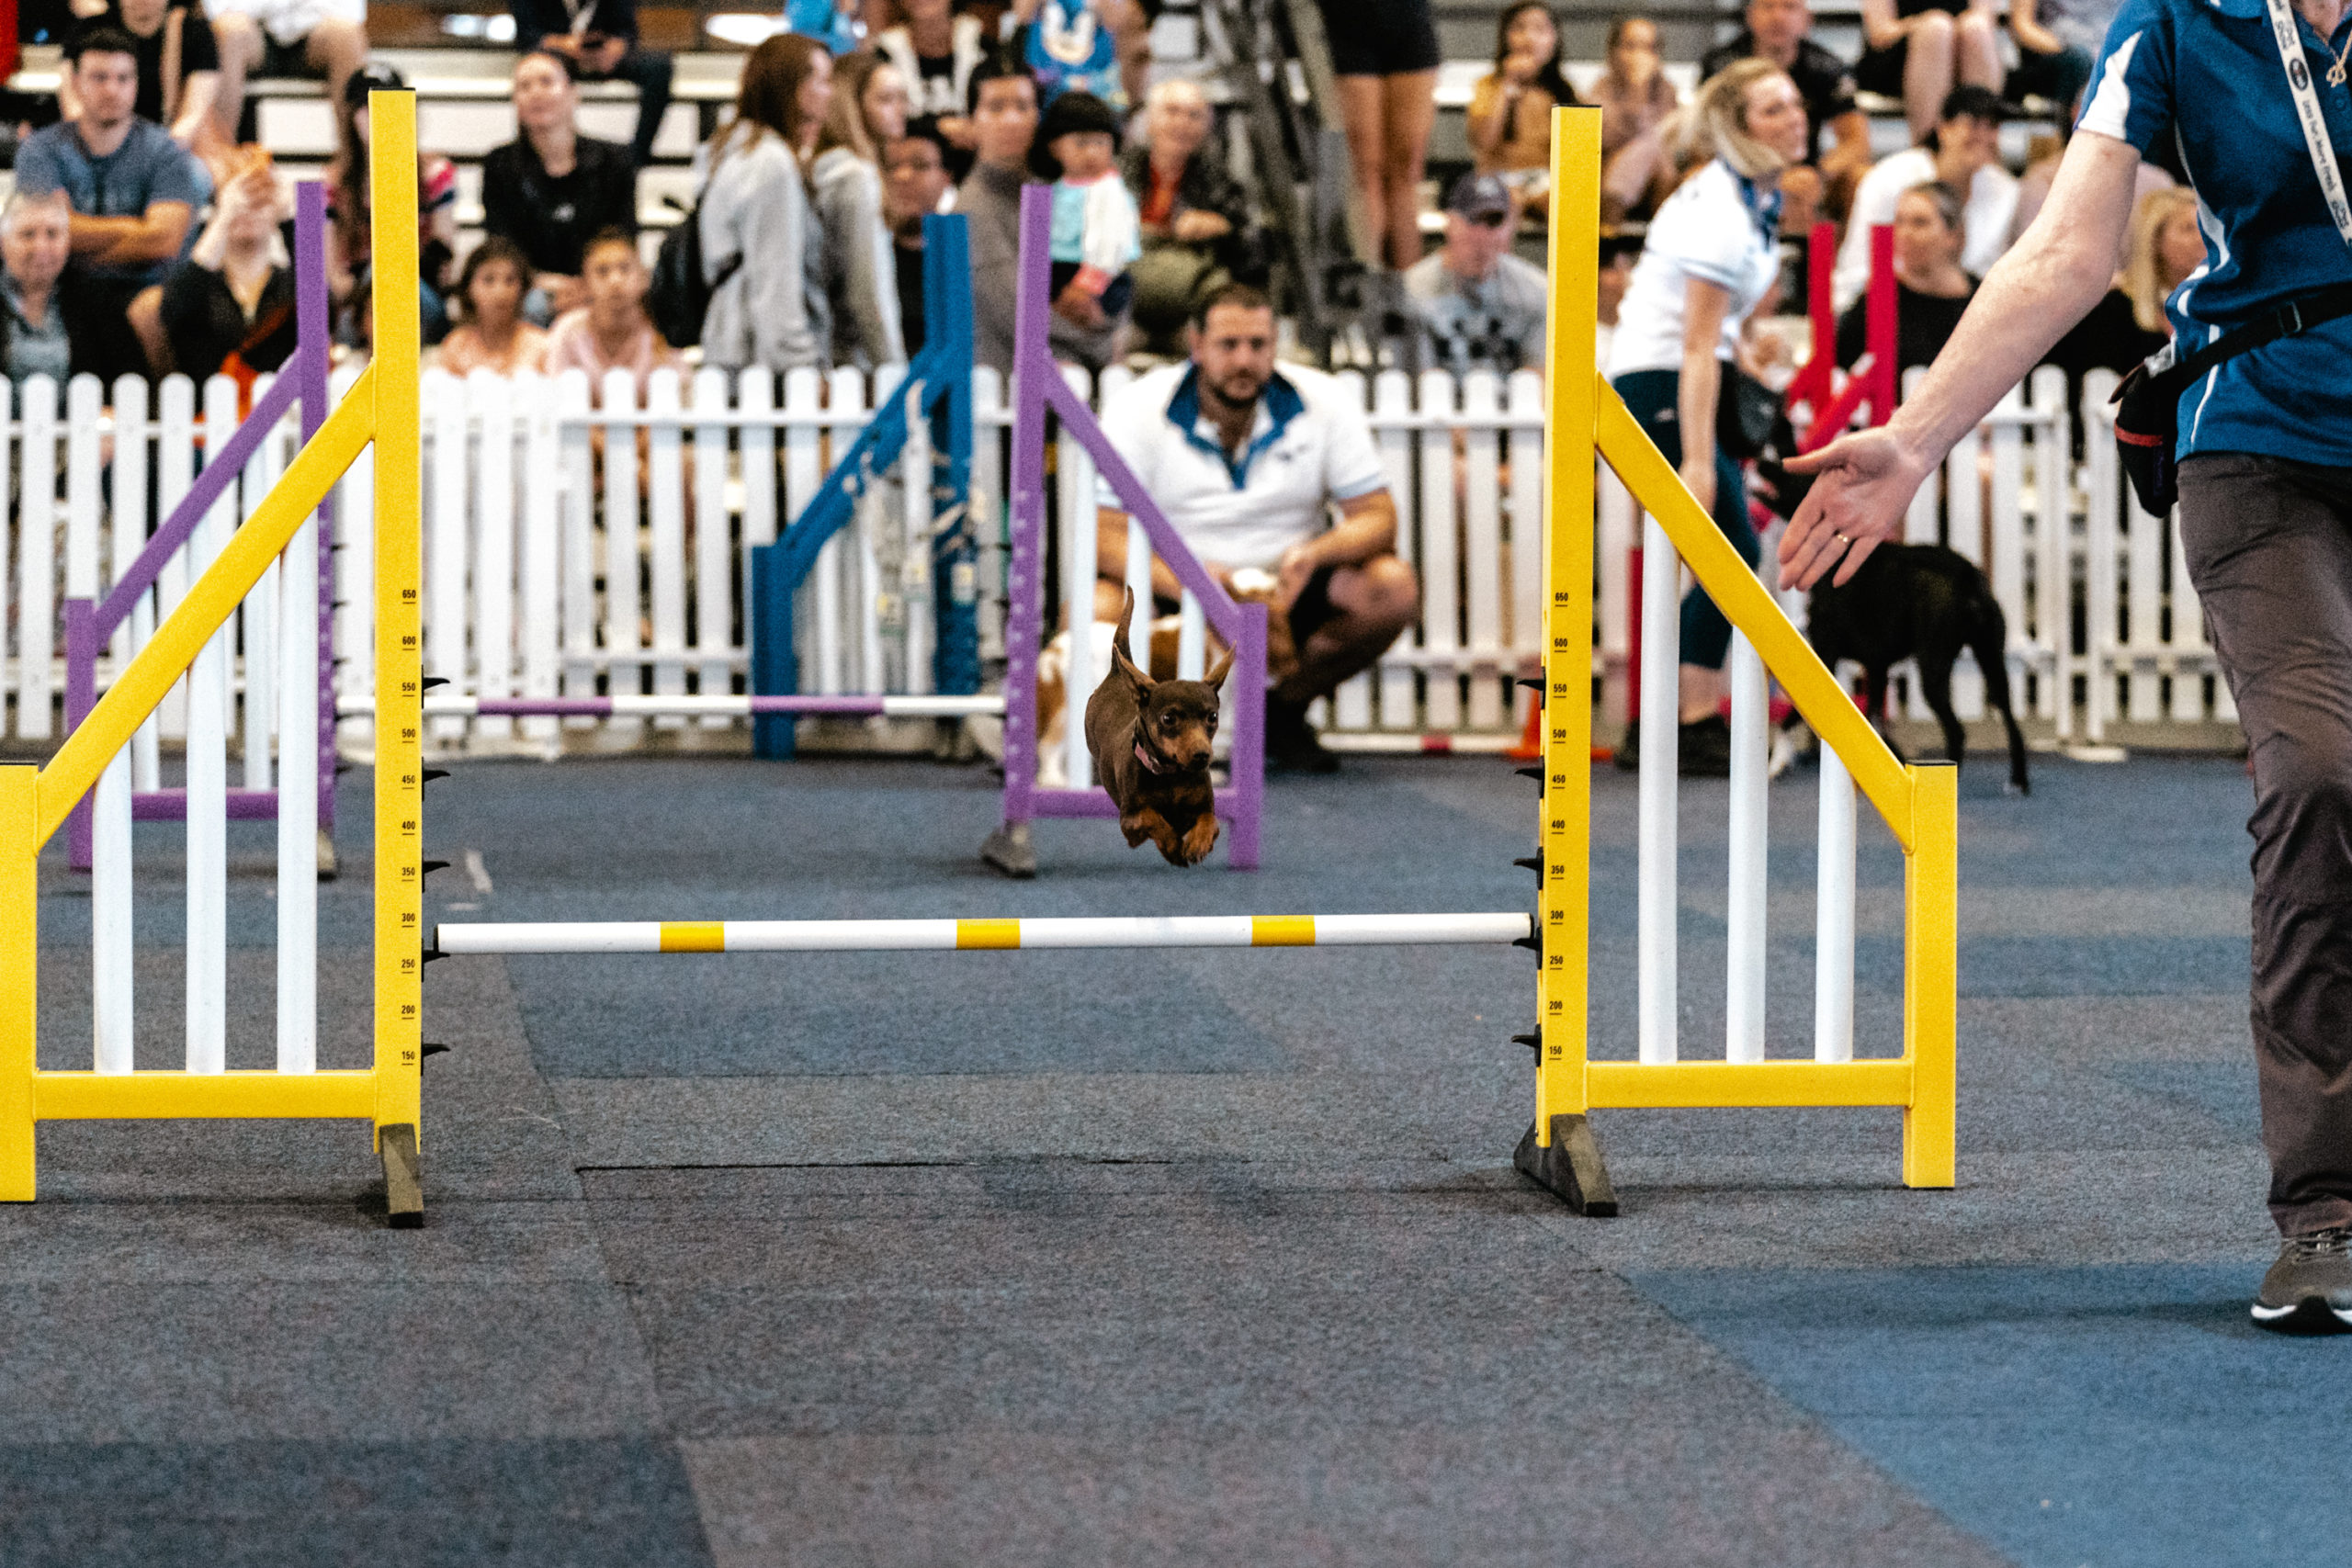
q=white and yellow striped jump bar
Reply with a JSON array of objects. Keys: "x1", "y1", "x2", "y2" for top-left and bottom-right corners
[{"x1": 434, "y1": 912, "x2": 1533, "y2": 954}]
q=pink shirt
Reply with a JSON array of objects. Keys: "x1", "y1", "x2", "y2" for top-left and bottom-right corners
[
  {"x1": 543, "y1": 308, "x2": 681, "y2": 405},
  {"x1": 434, "y1": 322, "x2": 549, "y2": 378}
]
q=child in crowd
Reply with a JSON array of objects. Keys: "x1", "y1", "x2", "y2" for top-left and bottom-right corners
[
  {"x1": 543, "y1": 228, "x2": 678, "y2": 403},
  {"x1": 1033, "y1": 92, "x2": 1139, "y2": 331},
  {"x1": 433, "y1": 236, "x2": 548, "y2": 378}
]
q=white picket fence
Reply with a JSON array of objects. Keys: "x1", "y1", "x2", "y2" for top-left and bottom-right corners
[
  {"x1": 1594, "y1": 364, "x2": 2232, "y2": 743},
  {"x1": 1, "y1": 360, "x2": 2236, "y2": 757}
]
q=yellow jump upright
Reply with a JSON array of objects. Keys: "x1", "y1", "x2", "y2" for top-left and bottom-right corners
[
  {"x1": 1517, "y1": 106, "x2": 1958, "y2": 1212},
  {"x1": 0, "y1": 92, "x2": 429, "y2": 1221}
]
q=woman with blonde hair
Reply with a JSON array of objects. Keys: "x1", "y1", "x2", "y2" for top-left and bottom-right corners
[
  {"x1": 2120, "y1": 186, "x2": 2202, "y2": 334},
  {"x1": 699, "y1": 33, "x2": 832, "y2": 374},
  {"x1": 811, "y1": 50, "x2": 910, "y2": 368},
  {"x1": 1605, "y1": 58, "x2": 1808, "y2": 773}
]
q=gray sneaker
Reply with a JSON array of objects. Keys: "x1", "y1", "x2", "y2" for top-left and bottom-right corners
[{"x1": 2251, "y1": 1228, "x2": 2352, "y2": 1332}]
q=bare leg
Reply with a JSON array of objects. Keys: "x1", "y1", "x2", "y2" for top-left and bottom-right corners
[
  {"x1": 1271, "y1": 555, "x2": 1419, "y2": 703},
  {"x1": 210, "y1": 11, "x2": 260, "y2": 142},
  {"x1": 1331, "y1": 74, "x2": 1389, "y2": 267},
  {"x1": 1380, "y1": 71, "x2": 1437, "y2": 269},
  {"x1": 1955, "y1": 8, "x2": 2003, "y2": 87},
  {"x1": 1678, "y1": 664, "x2": 1724, "y2": 725},
  {"x1": 1102, "y1": 0, "x2": 1153, "y2": 115},
  {"x1": 1903, "y1": 11, "x2": 1956, "y2": 145},
  {"x1": 305, "y1": 18, "x2": 368, "y2": 113}
]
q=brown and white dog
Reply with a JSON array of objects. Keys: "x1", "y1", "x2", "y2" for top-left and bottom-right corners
[
  {"x1": 1085, "y1": 587, "x2": 1235, "y2": 866},
  {"x1": 1035, "y1": 568, "x2": 1298, "y2": 785}
]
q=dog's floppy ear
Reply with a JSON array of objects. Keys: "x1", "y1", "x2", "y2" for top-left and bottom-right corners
[
  {"x1": 1203, "y1": 645, "x2": 1234, "y2": 692},
  {"x1": 1110, "y1": 584, "x2": 1153, "y2": 689}
]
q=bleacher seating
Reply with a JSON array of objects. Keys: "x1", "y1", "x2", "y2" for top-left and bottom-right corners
[{"x1": 0, "y1": 0, "x2": 2059, "y2": 292}]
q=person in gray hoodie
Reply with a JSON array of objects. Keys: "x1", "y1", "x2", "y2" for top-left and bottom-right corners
[
  {"x1": 811, "y1": 51, "x2": 909, "y2": 371},
  {"x1": 698, "y1": 32, "x2": 831, "y2": 375}
]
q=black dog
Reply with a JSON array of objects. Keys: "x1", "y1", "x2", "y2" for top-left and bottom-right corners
[
  {"x1": 1085, "y1": 586, "x2": 1235, "y2": 866},
  {"x1": 1795, "y1": 542, "x2": 2030, "y2": 794}
]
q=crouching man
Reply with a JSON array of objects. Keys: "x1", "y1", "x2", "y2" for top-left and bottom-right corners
[{"x1": 1094, "y1": 283, "x2": 1419, "y2": 771}]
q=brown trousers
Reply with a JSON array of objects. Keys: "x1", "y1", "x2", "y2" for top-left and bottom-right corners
[{"x1": 2179, "y1": 453, "x2": 2352, "y2": 1236}]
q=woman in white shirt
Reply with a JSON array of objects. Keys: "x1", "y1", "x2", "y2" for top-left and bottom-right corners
[{"x1": 1604, "y1": 57, "x2": 1808, "y2": 773}]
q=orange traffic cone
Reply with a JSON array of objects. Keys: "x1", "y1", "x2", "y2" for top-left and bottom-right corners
[{"x1": 1508, "y1": 678, "x2": 1542, "y2": 761}]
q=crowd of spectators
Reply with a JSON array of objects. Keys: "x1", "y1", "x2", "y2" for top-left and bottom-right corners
[
  {"x1": 1376, "y1": 0, "x2": 2163, "y2": 414},
  {"x1": 0, "y1": 0, "x2": 2210, "y2": 780},
  {"x1": 0, "y1": 0, "x2": 2187, "y2": 439}
]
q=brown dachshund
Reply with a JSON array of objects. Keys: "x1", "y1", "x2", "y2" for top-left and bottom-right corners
[
  {"x1": 1035, "y1": 568, "x2": 1295, "y2": 782},
  {"x1": 1085, "y1": 587, "x2": 1234, "y2": 867}
]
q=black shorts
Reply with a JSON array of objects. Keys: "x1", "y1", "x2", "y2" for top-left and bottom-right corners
[
  {"x1": 259, "y1": 33, "x2": 323, "y2": 77},
  {"x1": 1318, "y1": 0, "x2": 1439, "y2": 77},
  {"x1": 1853, "y1": 42, "x2": 1907, "y2": 97}
]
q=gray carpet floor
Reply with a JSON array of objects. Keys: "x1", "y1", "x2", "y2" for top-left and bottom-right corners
[{"x1": 7, "y1": 748, "x2": 2326, "y2": 1567}]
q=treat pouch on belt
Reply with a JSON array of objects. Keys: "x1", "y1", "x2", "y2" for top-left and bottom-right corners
[{"x1": 2110, "y1": 0, "x2": 2352, "y2": 515}]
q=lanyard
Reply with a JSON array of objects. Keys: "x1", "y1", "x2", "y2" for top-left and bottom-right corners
[{"x1": 2261, "y1": 0, "x2": 2352, "y2": 250}]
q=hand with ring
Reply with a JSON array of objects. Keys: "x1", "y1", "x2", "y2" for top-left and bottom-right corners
[{"x1": 1775, "y1": 426, "x2": 1934, "y2": 589}]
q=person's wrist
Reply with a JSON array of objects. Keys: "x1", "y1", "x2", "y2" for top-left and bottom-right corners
[{"x1": 1881, "y1": 419, "x2": 1941, "y2": 490}]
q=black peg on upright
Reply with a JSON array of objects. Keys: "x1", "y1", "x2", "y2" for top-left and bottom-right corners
[{"x1": 1512, "y1": 1029, "x2": 1541, "y2": 1053}]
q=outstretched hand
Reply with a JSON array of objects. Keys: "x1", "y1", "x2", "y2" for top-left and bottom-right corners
[{"x1": 1774, "y1": 426, "x2": 1932, "y2": 591}]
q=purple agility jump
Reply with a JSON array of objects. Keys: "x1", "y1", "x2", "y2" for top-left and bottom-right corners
[
  {"x1": 979, "y1": 186, "x2": 1267, "y2": 877},
  {"x1": 62, "y1": 181, "x2": 337, "y2": 871}
]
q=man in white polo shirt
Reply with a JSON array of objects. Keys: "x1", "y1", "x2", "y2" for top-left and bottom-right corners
[{"x1": 1095, "y1": 282, "x2": 1419, "y2": 771}]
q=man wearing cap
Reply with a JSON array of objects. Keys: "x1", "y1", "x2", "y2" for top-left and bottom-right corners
[
  {"x1": 1833, "y1": 85, "x2": 2018, "y2": 310},
  {"x1": 1402, "y1": 173, "x2": 1550, "y2": 378},
  {"x1": 1094, "y1": 280, "x2": 1420, "y2": 772}
]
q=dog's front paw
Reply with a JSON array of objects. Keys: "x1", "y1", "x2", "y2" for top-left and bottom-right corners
[
  {"x1": 1163, "y1": 815, "x2": 1220, "y2": 867},
  {"x1": 1121, "y1": 807, "x2": 1170, "y2": 850}
]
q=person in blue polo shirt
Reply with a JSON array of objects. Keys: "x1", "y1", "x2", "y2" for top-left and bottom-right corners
[
  {"x1": 1781, "y1": 0, "x2": 2352, "y2": 1331},
  {"x1": 1095, "y1": 281, "x2": 1421, "y2": 772}
]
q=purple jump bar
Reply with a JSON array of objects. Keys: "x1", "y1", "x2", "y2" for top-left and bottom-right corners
[
  {"x1": 465, "y1": 696, "x2": 895, "y2": 716},
  {"x1": 131, "y1": 789, "x2": 281, "y2": 821}
]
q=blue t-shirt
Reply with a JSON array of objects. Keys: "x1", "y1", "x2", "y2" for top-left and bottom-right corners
[
  {"x1": 13, "y1": 118, "x2": 209, "y2": 286},
  {"x1": 2078, "y1": 0, "x2": 2352, "y2": 466}
]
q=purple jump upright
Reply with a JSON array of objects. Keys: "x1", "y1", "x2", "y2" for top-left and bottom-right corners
[
  {"x1": 978, "y1": 186, "x2": 1267, "y2": 878},
  {"x1": 62, "y1": 181, "x2": 339, "y2": 874}
]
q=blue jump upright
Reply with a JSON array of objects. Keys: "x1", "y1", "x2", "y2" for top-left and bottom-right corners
[{"x1": 749, "y1": 213, "x2": 978, "y2": 759}]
